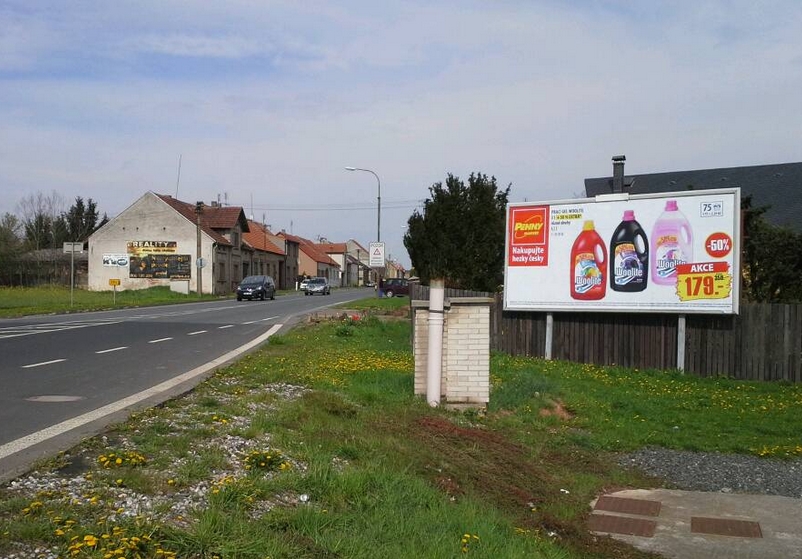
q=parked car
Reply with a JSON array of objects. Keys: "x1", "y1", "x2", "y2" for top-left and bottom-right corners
[
  {"x1": 236, "y1": 275, "x2": 276, "y2": 301},
  {"x1": 304, "y1": 277, "x2": 331, "y2": 296},
  {"x1": 380, "y1": 277, "x2": 409, "y2": 297}
]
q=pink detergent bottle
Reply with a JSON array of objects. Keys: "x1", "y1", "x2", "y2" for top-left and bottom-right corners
[{"x1": 651, "y1": 200, "x2": 693, "y2": 286}]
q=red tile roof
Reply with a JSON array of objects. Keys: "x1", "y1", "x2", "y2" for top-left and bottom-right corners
[
  {"x1": 156, "y1": 194, "x2": 249, "y2": 247},
  {"x1": 316, "y1": 242, "x2": 348, "y2": 254},
  {"x1": 278, "y1": 232, "x2": 339, "y2": 267},
  {"x1": 243, "y1": 221, "x2": 285, "y2": 255}
]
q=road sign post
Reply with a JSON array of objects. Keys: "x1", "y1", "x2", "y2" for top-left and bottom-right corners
[
  {"x1": 63, "y1": 242, "x2": 83, "y2": 307},
  {"x1": 109, "y1": 278, "x2": 120, "y2": 305},
  {"x1": 369, "y1": 242, "x2": 386, "y2": 297}
]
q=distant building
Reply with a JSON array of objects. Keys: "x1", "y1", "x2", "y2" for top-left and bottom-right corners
[
  {"x1": 277, "y1": 232, "x2": 340, "y2": 284},
  {"x1": 242, "y1": 220, "x2": 285, "y2": 286},
  {"x1": 88, "y1": 192, "x2": 256, "y2": 294},
  {"x1": 585, "y1": 161, "x2": 802, "y2": 232}
]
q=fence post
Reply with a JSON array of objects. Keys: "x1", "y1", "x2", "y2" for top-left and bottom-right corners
[
  {"x1": 545, "y1": 312, "x2": 553, "y2": 360},
  {"x1": 676, "y1": 314, "x2": 686, "y2": 372}
]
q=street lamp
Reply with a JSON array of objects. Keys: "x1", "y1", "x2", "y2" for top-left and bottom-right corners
[
  {"x1": 345, "y1": 167, "x2": 381, "y2": 243},
  {"x1": 345, "y1": 166, "x2": 382, "y2": 294}
]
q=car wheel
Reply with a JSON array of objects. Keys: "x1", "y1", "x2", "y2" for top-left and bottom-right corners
[
  {"x1": 270, "y1": 292, "x2": 275, "y2": 300},
  {"x1": 385, "y1": 290, "x2": 394, "y2": 298},
  {"x1": 237, "y1": 296, "x2": 242, "y2": 301}
]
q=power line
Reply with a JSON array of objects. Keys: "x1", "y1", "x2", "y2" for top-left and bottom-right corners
[{"x1": 234, "y1": 200, "x2": 424, "y2": 212}]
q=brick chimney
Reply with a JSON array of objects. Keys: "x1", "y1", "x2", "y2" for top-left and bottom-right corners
[{"x1": 612, "y1": 155, "x2": 626, "y2": 193}]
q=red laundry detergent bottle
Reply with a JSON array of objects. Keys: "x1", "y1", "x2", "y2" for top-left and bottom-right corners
[
  {"x1": 651, "y1": 200, "x2": 693, "y2": 286},
  {"x1": 570, "y1": 220, "x2": 607, "y2": 300}
]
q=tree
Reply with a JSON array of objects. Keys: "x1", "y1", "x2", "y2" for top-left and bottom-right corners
[
  {"x1": 17, "y1": 190, "x2": 66, "y2": 250},
  {"x1": 741, "y1": 196, "x2": 802, "y2": 302},
  {"x1": 404, "y1": 172, "x2": 510, "y2": 291},
  {"x1": 0, "y1": 213, "x2": 23, "y2": 283},
  {"x1": 61, "y1": 196, "x2": 104, "y2": 241}
]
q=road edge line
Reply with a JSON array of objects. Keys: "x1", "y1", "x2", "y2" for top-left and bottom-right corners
[{"x1": 0, "y1": 323, "x2": 283, "y2": 461}]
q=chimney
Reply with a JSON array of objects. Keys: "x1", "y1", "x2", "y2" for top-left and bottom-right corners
[{"x1": 612, "y1": 155, "x2": 626, "y2": 193}]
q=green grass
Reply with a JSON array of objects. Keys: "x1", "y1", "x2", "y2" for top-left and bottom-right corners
[
  {"x1": 335, "y1": 295, "x2": 410, "y2": 313},
  {"x1": 1, "y1": 304, "x2": 800, "y2": 558},
  {"x1": 0, "y1": 285, "x2": 221, "y2": 317},
  {"x1": 489, "y1": 355, "x2": 802, "y2": 458}
]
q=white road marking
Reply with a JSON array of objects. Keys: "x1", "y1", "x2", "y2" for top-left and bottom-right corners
[
  {"x1": 218, "y1": 325, "x2": 234, "y2": 329},
  {"x1": 260, "y1": 316, "x2": 280, "y2": 322},
  {"x1": 22, "y1": 359, "x2": 66, "y2": 369},
  {"x1": 0, "y1": 323, "x2": 284, "y2": 461},
  {"x1": 148, "y1": 337, "x2": 173, "y2": 344},
  {"x1": 187, "y1": 330, "x2": 207, "y2": 336},
  {"x1": 242, "y1": 320, "x2": 257, "y2": 325},
  {"x1": 95, "y1": 347, "x2": 128, "y2": 354}
]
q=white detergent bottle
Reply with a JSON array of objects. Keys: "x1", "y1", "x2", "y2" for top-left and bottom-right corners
[{"x1": 650, "y1": 200, "x2": 693, "y2": 286}]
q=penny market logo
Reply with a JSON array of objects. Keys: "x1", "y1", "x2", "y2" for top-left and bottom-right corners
[{"x1": 511, "y1": 208, "x2": 547, "y2": 245}]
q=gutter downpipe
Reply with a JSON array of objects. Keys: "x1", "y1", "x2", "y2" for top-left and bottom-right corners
[{"x1": 426, "y1": 278, "x2": 445, "y2": 407}]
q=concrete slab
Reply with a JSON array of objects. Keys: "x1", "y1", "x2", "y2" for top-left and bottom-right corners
[{"x1": 590, "y1": 489, "x2": 802, "y2": 559}]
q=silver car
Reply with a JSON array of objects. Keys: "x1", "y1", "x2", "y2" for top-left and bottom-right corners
[{"x1": 304, "y1": 277, "x2": 331, "y2": 296}]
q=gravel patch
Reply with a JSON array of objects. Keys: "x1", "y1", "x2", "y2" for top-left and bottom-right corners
[{"x1": 619, "y1": 447, "x2": 802, "y2": 498}]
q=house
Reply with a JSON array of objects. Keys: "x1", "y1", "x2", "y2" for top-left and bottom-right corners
[
  {"x1": 242, "y1": 220, "x2": 285, "y2": 286},
  {"x1": 315, "y1": 241, "x2": 364, "y2": 287},
  {"x1": 277, "y1": 233, "x2": 340, "y2": 285},
  {"x1": 345, "y1": 239, "x2": 377, "y2": 285},
  {"x1": 88, "y1": 192, "x2": 252, "y2": 294},
  {"x1": 585, "y1": 160, "x2": 802, "y2": 232}
]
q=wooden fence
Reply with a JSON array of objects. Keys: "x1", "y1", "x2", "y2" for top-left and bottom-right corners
[{"x1": 410, "y1": 284, "x2": 802, "y2": 383}]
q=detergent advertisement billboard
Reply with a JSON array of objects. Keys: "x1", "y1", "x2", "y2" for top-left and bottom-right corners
[{"x1": 504, "y1": 188, "x2": 740, "y2": 314}]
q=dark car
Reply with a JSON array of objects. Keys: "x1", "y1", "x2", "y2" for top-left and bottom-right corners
[
  {"x1": 304, "y1": 277, "x2": 331, "y2": 296},
  {"x1": 236, "y1": 275, "x2": 276, "y2": 301},
  {"x1": 380, "y1": 277, "x2": 409, "y2": 297}
]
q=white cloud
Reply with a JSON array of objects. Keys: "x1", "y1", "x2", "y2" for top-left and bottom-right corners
[{"x1": 1, "y1": 1, "x2": 802, "y2": 266}]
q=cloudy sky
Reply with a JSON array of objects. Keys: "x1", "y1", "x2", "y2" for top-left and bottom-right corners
[{"x1": 2, "y1": 1, "x2": 801, "y2": 267}]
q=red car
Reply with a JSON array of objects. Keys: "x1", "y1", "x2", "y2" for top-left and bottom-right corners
[{"x1": 380, "y1": 278, "x2": 409, "y2": 297}]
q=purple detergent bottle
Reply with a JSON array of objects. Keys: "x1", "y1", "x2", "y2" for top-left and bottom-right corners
[{"x1": 610, "y1": 210, "x2": 648, "y2": 292}]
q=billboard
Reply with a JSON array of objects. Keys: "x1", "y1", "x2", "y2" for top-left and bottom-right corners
[{"x1": 504, "y1": 188, "x2": 740, "y2": 314}]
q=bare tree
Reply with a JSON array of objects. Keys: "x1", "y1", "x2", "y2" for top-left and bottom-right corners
[{"x1": 16, "y1": 191, "x2": 67, "y2": 250}]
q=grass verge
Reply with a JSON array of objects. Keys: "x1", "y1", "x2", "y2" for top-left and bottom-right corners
[
  {"x1": 0, "y1": 286, "x2": 225, "y2": 318},
  {"x1": 1, "y1": 307, "x2": 800, "y2": 558}
]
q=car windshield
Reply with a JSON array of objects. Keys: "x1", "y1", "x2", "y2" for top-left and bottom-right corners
[
  {"x1": 310, "y1": 278, "x2": 325, "y2": 284},
  {"x1": 241, "y1": 277, "x2": 262, "y2": 285}
]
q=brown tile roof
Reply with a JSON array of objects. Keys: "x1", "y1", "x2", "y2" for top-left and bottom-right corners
[
  {"x1": 243, "y1": 221, "x2": 285, "y2": 255},
  {"x1": 316, "y1": 242, "x2": 348, "y2": 254},
  {"x1": 156, "y1": 194, "x2": 249, "y2": 247},
  {"x1": 278, "y1": 232, "x2": 339, "y2": 267}
]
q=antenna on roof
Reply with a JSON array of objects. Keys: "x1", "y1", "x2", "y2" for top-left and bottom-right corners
[{"x1": 175, "y1": 154, "x2": 182, "y2": 197}]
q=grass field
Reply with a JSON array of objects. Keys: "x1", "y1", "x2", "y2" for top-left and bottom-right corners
[
  {"x1": 0, "y1": 286, "x2": 222, "y2": 318},
  {"x1": 1, "y1": 303, "x2": 799, "y2": 558}
]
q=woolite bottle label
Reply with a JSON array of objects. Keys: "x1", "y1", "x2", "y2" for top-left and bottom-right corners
[
  {"x1": 610, "y1": 210, "x2": 649, "y2": 292},
  {"x1": 570, "y1": 221, "x2": 607, "y2": 300}
]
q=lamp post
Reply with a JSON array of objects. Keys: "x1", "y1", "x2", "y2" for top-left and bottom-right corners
[
  {"x1": 345, "y1": 166, "x2": 382, "y2": 294},
  {"x1": 195, "y1": 201, "x2": 204, "y2": 297},
  {"x1": 344, "y1": 167, "x2": 381, "y2": 243}
]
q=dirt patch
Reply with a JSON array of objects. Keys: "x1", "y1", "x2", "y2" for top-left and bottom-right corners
[
  {"x1": 539, "y1": 400, "x2": 575, "y2": 420},
  {"x1": 390, "y1": 414, "x2": 659, "y2": 559}
]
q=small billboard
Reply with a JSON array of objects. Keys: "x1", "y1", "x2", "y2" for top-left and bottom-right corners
[{"x1": 504, "y1": 188, "x2": 740, "y2": 314}]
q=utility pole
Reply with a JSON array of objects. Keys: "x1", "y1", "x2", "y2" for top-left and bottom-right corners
[{"x1": 195, "y1": 201, "x2": 204, "y2": 296}]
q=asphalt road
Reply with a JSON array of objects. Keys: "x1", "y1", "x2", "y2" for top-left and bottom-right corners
[{"x1": 0, "y1": 288, "x2": 371, "y2": 481}]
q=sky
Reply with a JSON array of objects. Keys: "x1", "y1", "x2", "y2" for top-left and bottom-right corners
[{"x1": 2, "y1": 1, "x2": 801, "y2": 268}]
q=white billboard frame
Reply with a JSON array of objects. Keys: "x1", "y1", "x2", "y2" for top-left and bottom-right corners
[{"x1": 503, "y1": 188, "x2": 741, "y2": 315}]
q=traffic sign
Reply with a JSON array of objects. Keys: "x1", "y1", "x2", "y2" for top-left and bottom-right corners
[
  {"x1": 63, "y1": 242, "x2": 83, "y2": 254},
  {"x1": 369, "y1": 242, "x2": 385, "y2": 267},
  {"x1": 109, "y1": 279, "x2": 121, "y2": 286}
]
